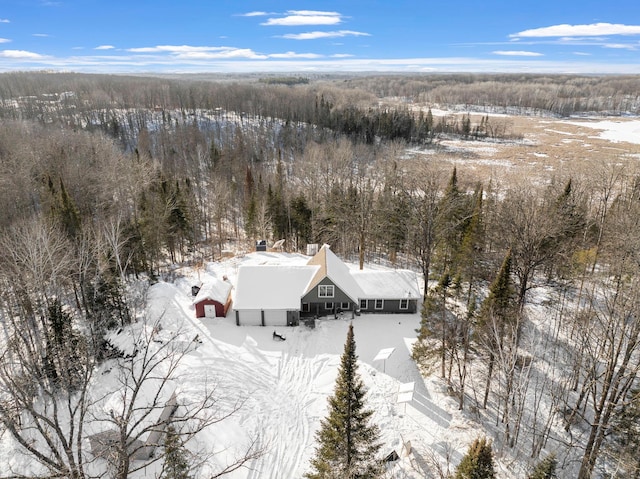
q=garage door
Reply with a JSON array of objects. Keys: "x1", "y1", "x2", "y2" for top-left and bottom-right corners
[
  {"x1": 263, "y1": 310, "x2": 287, "y2": 327},
  {"x1": 238, "y1": 310, "x2": 262, "y2": 326},
  {"x1": 204, "y1": 304, "x2": 217, "y2": 318}
]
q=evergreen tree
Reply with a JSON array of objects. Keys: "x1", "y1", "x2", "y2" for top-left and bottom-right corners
[
  {"x1": 161, "y1": 425, "x2": 191, "y2": 479},
  {"x1": 435, "y1": 167, "x2": 473, "y2": 277},
  {"x1": 165, "y1": 179, "x2": 192, "y2": 262},
  {"x1": 413, "y1": 272, "x2": 452, "y2": 378},
  {"x1": 84, "y1": 271, "x2": 132, "y2": 360},
  {"x1": 289, "y1": 194, "x2": 312, "y2": 249},
  {"x1": 454, "y1": 437, "x2": 496, "y2": 479},
  {"x1": 547, "y1": 178, "x2": 585, "y2": 278},
  {"x1": 606, "y1": 389, "x2": 640, "y2": 477},
  {"x1": 480, "y1": 251, "x2": 513, "y2": 320},
  {"x1": 58, "y1": 178, "x2": 82, "y2": 241},
  {"x1": 456, "y1": 184, "x2": 484, "y2": 288},
  {"x1": 462, "y1": 113, "x2": 472, "y2": 138},
  {"x1": 45, "y1": 176, "x2": 82, "y2": 241},
  {"x1": 306, "y1": 324, "x2": 382, "y2": 479},
  {"x1": 527, "y1": 453, "x2": 557, "y2": 479},
  {"x1": 43, "y1": 299, "x2": 87, "y2": 389},
  {"x1": 267, "y1": 183, "x2": 287, "y2": 241},
  {"x1": 374, "y1": 180, "x2": 409, "y2": 263},
  {"x1": 478, "y1": 250, "x2": 515, "y2": 409},
  {"x1": 244, "y1": 166, "x2": 258, "y2": 240}
]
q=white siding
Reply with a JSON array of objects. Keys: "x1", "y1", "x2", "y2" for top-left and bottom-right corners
[
  {"x1": 264, "y1": 309, "x2": 287, "y2": 327},
  {"x1": 238, "y1": 310, "x2": 262, "y2": 326}
]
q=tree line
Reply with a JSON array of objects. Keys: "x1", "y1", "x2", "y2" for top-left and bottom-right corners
[{"x1": 338, "y1": 73, "x2": 640, "y2": 116}]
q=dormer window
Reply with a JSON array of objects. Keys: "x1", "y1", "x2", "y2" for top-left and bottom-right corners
[{"x1": 318, "y1": 285, "x2": 334, "y2": 298}]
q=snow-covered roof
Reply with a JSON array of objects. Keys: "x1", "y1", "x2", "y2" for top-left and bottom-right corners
[
  {"x1": 306, "y1": 244, "x2": 364, "y2": 303},
  {"x1": 193, "y1": 277, "x2": 232, "y2": 305},
  {"x1": 234, "y1": 265, "x2": 319, "y2": 310},
  {"x1": 351, "y1": 269, "x2": 421, "y2": 300}
]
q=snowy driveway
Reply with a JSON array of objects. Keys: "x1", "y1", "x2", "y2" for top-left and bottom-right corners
[{"x1": 182, "y1": 312, "x2": 453, "y2": 478}]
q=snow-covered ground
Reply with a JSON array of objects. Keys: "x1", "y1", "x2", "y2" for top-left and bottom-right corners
[
  {"x1": 164, "y1": 252, "x2": 460, "y2": 478},
  {"x1": 562, "y1": 119, "x2": 640, "y2": 145},
  {"x1": 0, "y1": 252, "x2": 467, "y2": 478},
  {"x1": 8, "y1": 111, "x2": 640, "y2": 477}
]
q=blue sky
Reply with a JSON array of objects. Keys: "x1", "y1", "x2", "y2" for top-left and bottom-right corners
[{"x1": 1, "y1": 0, "x2": 639, "y2": 73}]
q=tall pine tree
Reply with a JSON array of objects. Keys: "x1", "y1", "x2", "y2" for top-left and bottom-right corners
[
  {"x1": 527, "y1": 453, "x2": 557, "y2": 479},
  {"x1": 161, "y1": 425, "x2": 191, "y2": 479},
  {"x1": 306, "y1": 324, "x2": 382, "y2": 479},
  {"x1": 478, "y1": 250, "x2": 515, "y2": 409},
  {"x1": 454, "y1": 437, "x2": 496, "y2": 479}
]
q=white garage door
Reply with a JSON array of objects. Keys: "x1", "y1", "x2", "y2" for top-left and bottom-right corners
[
  {"x1": 238, "y1": 310, "x2": 262, "y2": 326},
  {"x1": 204, "y1": 304, "x2": 217, "y2": 318},
  {"x1": 263, "y1": 309, "x2": 287, "y2": 327}
]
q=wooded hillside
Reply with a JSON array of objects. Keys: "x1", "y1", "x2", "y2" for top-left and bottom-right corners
[{"x1": 1, "y1": 72, "x2": 640, "y2": 478}]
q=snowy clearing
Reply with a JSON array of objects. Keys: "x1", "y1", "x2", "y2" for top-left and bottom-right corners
[
  {"x1": 562, "y1": 119, "x2": 640, "y2": 144},
  {"x1": 165, "y1": 252, "x2": 459, "y2": 478}
]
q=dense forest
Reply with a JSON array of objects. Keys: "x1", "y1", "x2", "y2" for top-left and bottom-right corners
[{"x1": 1, "y1": 72, "x2": 640, "y2": 478}]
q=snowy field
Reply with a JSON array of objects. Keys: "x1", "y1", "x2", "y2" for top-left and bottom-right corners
[{"x1": 562, "y1": 118, "x2": 640, "y2": 145}]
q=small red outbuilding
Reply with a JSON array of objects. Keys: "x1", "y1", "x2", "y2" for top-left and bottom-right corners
[{"x1": 193, "y1": 278, "x2": 233, "y2": 318}]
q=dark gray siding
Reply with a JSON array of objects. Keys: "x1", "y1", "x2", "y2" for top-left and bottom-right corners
[
  {"x1": 359, "y1": 299, "x2": 418, "y2": 314},
  {"x1": 302, "y1": 278, "x2": 353, "y2": 304},
  {"x1": 301, "y1": 278, "x2": 354, "y2": 318}
]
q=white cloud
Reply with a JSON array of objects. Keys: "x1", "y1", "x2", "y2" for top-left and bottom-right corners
[
  {"x1": 573, "y1": 52, "x2": 591, "y2": 56},
  {"x1": 603, "y1": 43, "x2": 637, "y2": 50},
  {"x1": 332, "y1": 53, "x2": 354, "y2": 58},
  {"x1": 281, "y1": 30, "x2": 370, "y2": 40},
  {"x1": 0, "y1": 19, "x2": 10, "y2": 23},
  {"x1": 2, "y1": 55, "x2": 640, "y2": 75},
  {"x1": 512, "y1": 23, "x2": 640, "y2": 38},
  {"x1": 175, "y1": 49, "x2": 267, "y2": 60},
  {"x1": 240, "y1": 11, "x2": 270, "y2": 17},
  {"x1": 33, "y1": 33, "x2": 50, "y2": 37},
  {"x1": 268, "y1": 51, "x2": 321, "y2": 58},
  {"x1": 287, "y1": 10, "x2": 340, "y2": 16},
  {"x1": 95, "y1": 45, "x2": 115, "y2": 50},
  {"x1": 0, "y1": 38, "x2": 10, "y2": 44},
  {"x1": 0, "y1": 49, "x2": 43, "y2": 59},
  {"x1": 127, "y1": 45, "x2": 269, "y2": 59},
  {"x1": 128, "y1": 45, "x2": 222, "y2": 53},
  {"x1": 559, "y1": 36, "x2": 605, "y2": 42},
  {"x1": 262, "y1": 10, "x2": 341, "y2": 26},
  {"x1": 493, "y1": 50, "x2": 544, "y2": 57}
]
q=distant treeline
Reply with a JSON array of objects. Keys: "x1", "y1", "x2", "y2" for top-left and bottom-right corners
[
  {"x1": 0, "y1": 72, "x2": 520, "y2": 146},
  {"x1": 259, "y1": 76, "x2": 309, "y2": 85},
  {"x1": 1, "y1": 72, "x2": 639, "y2": 123},
  {"x1": 339, "y1": 73, "x2": 640, "y2": 116}
]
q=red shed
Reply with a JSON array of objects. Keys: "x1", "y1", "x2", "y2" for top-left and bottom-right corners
[{"x1": 193, "y1": 278, "x2": 232, "y2": 318}]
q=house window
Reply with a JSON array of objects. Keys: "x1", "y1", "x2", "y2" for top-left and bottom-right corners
[
  {"x1": 302, "y1": 303, "x2": 310, "y2": 312},
  {"x1": 400, "y1": 299, "x2": 409, "y2": 310},
  {"x1": 360, "y1": 299, "x2": 368, "y2": 310},
  {"x1": 375, "y1": 299, "x2": 384, "y2": 310},
  {"x1": 325, "y1": 302, "x2": 334, "y2": 310},
  {"x1": 318, "y1": 285, "x2": 334, "y2": 298},
  {"x1": 341, "y1": 302, "x2": 349, "y2": 310}
]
